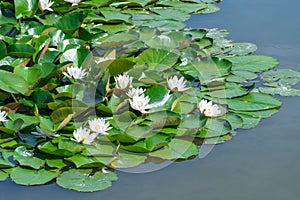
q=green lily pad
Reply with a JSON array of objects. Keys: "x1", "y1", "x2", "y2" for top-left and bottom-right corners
[
  {"x1": 57, "y1": 169, "x2": 118, "y2": 192},
  {"x1": 227, "y1": 92, "x2": 281, "y2": 111},
  {"x1": 226, "y1": 55, "x2": 279, "y2": 72},
  {"x1": 149, "y1": 138, "x2": 199, "y2": 160},
  {"x1": 111, "y1": 152, "x2": 147, "y2": 168},
  {"x1": 136, "y1": 48, "x2": 179, "y2": 71},
  {"x1": 10, "y1": 167, "x2": 59, "y2": 186},
  {"x1": 0, "y1": 70, "x2": 29, "y2": 94},
  {"x1": 13, "y1": 146, "x2": 44, "y2": 169}
]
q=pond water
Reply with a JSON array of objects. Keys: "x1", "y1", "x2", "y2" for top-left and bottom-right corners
[{"x1": 1, "y1": 0, "x2": 299, "y2": 199}]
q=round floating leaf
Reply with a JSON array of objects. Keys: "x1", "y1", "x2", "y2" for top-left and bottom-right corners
[
  {"x1": 229, "y1": 42, "x2": 257, "y2": 55},
  {"x1": 66, "y1": 154, "x2": 108, "y2": 168},
  {"x1": 0, "y1": 70, "x2": 29, "y2": 94},
  {"x1": 0, "y1": 169, "x2": 10, "y2": 181},
  {"x1": 57, "y1": 169, "x2": 118, "y2": 192},
  {"x1": 259, "y1": 86, "x2": 300, "y2": 96},
  {"x1": 13, "y1": 146, "x2": 44, "y2": 169},
  {"x1": 60, "y1": 48, "x2": 90, "y2": 67},
  {"x1": 232, "y1": 109, "x2": 279, "y2": 119},
  {"x1": 227, "y1": 92, "x2": 281, "y2": 111},
  {"x1": 235, "y1": 113, "x2": 261, "y2": 129},
  {"x1": 97, "y1": 33, "x2": 139, "y2": 47},
  {"x1": 111, "y1": 152, "x2": 147, "y2": 168},
  {"x1": 10, "y1": 167, "x2": 58, "y2": 186},
  {"x1": 7, "y1": 113, "x2": 39, "y2": 129},
  {"x1": 226, "y1": 55, "x2": 279, "y2": 72},
  {"x1": 46, "y1": 159, "x2": 70, "y2": 169},
  {"x1": 205, "y1": 83, "x2": 250, "y2": 98},
  {"x1": 7, "y1": 43, "x2": 35, "y2": 57},
  {"x1": 55, "y1": 13, "x2": 86, "y2": 33},
  {"x1": 108, "y1": 58, "x2": 135, "y2": 76},
  {"x1": 226, "y1": 70, "x2": 258, "y2": 83},
  {"x1": 149, "y1": 139, "x2": 199, "y2": 160},
  {"x1": 14, "y1": 65, "x2": 41, "y2": 87},
  {"x1": 136, "y1": 48, "x2": 179, "y2": 71},
  {"x1": 0, "y1": 158, "x2": 15, "y2": 168},
  {"x1": 261, "y1": 69, "x2": 300, "y2": 86}
]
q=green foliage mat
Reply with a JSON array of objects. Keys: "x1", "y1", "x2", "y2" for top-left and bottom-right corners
[{"x1": 0, "y1": 0, "x2": 299, "y2": 192}]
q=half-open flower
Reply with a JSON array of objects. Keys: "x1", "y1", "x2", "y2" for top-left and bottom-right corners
[
  {"x1": 72, "y1": 127, "x2": 97, "y2": 145},
  {"x1": 198, "y1": 99, "x2": 222, "y2": 117},
  {"x1": 38, "y1": 0, "x2": 54, "y2": 12},
  {"x1": 114, "y1": 72, "x2": 133, "y2": 90},
  {"x1": 64, "y1": 0, "x2": 81, "y2": 6},
  {"x1": 167, "y1": 76, "x2": 190, "y2": 92},
  {"x1": 63, "y1": 66, "x2": 87, "y2": 81},
  {"x1": 88, "y1": 118, "x2": 112, "y2": 135},
  {"x1": 126, "y1": 87, "x2": 145, "y2": 98},
  {"x1": 0, "y1": 110, "x2": 8, "y2": 122}
]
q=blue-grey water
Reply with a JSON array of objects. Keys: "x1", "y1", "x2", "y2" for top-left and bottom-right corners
[{"x1": 1, "y1": 0, "x2": 299, "y2": 199}]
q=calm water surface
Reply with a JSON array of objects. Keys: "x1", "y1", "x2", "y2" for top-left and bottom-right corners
[{"x1": 1, "y1": 0, "x2": 299, "y2": 199}]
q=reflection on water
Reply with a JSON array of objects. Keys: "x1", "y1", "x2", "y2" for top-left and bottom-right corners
[{"x1": 1, "y1": 0, "x2": 299, "y2": 199}]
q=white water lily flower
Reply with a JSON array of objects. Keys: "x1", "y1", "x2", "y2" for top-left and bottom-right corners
[
  {"x1": 126, "y1": 87, "x2": 145, "y2": 98},
  {"x1": 167, "y1": 76, "x2": 190, "y2": 92},
  {"x1": 0, "y1": 110, "x2": 8, "y2": 122},
  {"x1": 38, "y1": 0, "x2": 54, "y2": 12},
  {"x1": 129, "y1": 92, "x2": 171, "y2": 113},
  {"x1": 198, "y1": 99, "x2": 222, "y2": 117},
  {"x1": 129, "y1": 94, "x2": 151, "y2": 113},
  {"x1": 114, "y1": 72, "x2": 133, "y2": 90},
  {"x1": 64, "y1": 0, "x2": 81, "y2": 6},
  {"x1": 72, "y1": 127, "x2": 98, "y2": 144},
  {"x1": 88, "y1": 118, "x2": 112, "y2": 135},
  {"x1": 63, "y1": 66, "x2": 87, "y2": 80}
]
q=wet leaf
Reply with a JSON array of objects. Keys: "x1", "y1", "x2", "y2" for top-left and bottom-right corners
[{"x1": 13, "y1": 146, "x2": 44, "y2": 169}]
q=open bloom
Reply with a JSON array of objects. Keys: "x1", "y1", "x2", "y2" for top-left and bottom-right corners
[
  {"x1": 129, "y1": 92, "x2": 171, "y2": 113},
  {"x1": 0, "y1": 110, "x2": 8, "y2": 122},
  {"x1": 129, "y1": 94, "x2": 151, "y2": 113},
  {"x1": 198, "y1": 99, "x2": 222, "y2": 117},
  {"x1": 126, "y1": 87, "x2": 145, "y2": 98},
  {"x1": 88, "y1": 118, "x2": 112, "y2": 135},
  {"x1": 167, "y1": 76, "x2": 190, "y2": 92},
  {"x1": 64, "y1": 0, "x2": 81, "y2": 6},
  {"x1": 114, "y1": 73, "x2": 133, "y2": 90},
  {"x1": 63, "y1": 66, "x2": 87, "y2": 81},
  {"x1": 38, "y1": 0, "x2": 54, "y2": 11},
  {"x1": 72, "y1": 127, "x2": 98, "y2": 144}
]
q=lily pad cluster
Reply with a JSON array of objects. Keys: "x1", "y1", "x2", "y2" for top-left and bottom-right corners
[{"x1": 0, "y1": 0, "x2": 299, "y2": 192}]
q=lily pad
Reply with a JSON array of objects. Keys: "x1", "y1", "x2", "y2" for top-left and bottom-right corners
[
  {"x1": 226, "y1": 92, "x2": 281, "y2": 111},
  {"x1": 226, "y1": 55, "x2": 279, "y2": 73},
  {"x1": 149, "y1": 138, "x2": 199, "y2": 160},
  {"x1": 10, "y1": 167, "x2": 59, "y2": 186},
  {"x1": 57, "y1": 169, "x2": 118, "y2": 192}
]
